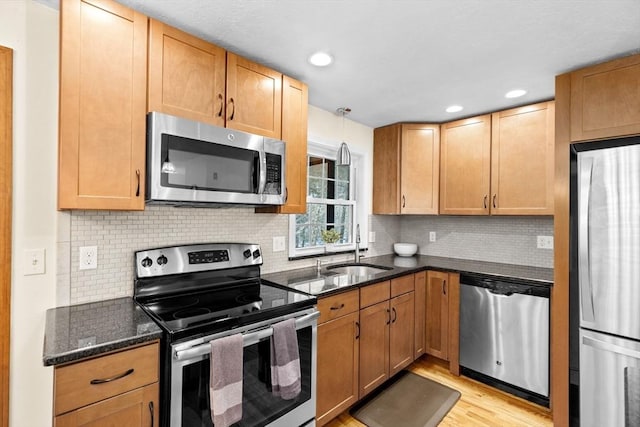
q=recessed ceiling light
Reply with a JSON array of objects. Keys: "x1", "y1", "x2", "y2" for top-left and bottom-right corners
[
  {"x1": 308, "y1": 52, "x2": 333, "y2": 67},
  {"x1": 446, "y1": 105, "x2": 463, "y2": 113},
  {"x1": 505, "y1": 89, "x2": 527, "y2": 98}
]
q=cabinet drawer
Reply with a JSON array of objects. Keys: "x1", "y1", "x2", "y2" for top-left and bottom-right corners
[
  {"x1": 318, "y1": 290, "x2": 359, "y2": 324},
  {"x1": 391, "y1": 274, "x2": 415, "y2": 297},
  {"x1": 54, "y1": 342, "x2": 159, "y2": 415},
  {"x1": 360, "y1": 281, "x2": 390, "y2": 308}
]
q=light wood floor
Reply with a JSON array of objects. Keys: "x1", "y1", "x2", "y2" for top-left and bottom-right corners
[{"x1": 325, "y1": 356, "x2": 553, "y2": 427}]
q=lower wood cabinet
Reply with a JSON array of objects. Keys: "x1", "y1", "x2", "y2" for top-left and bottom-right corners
[
  {"x1": 316, "y1": 290, "x2": 360, "y2": 426},
  {"x1": 358, "y1": 278, "x2": 414, "y2": 399},
  {"x1": 53, "y1": 341, "x2": 159, "y2": 427},
  {"x1": 414, "y1": 271, "x2": 427, "y2": 358},
  {"x1": 425, "y1": 271, "x2": 460, "y2": 375}
]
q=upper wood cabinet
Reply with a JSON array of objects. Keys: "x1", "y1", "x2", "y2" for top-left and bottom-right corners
[
  {"x1": 58, "y1": 0, "x2": 147, "y2": 210},
  {"x1": 226, "y1": 52, "x2": 282, "y2": 139},
  {"x1": 440, "y1": 102, "x2": 555, "y2": 216},
  {"x1": 373, "y1": 123, "x2": 440, "y2": 214},
  {"x1": 570, "y1": 54, "x2": 640, "y2": 142},
  {"x1": 256, "y1": 76, "x2": 309, "y2": 214},
  {"x1": 491, "y1": 101, "x2": 555, "y2": 215},
  {"x1": 147, "y1": 23, "x2": 283, "y2": 140},
  {"x1": 440, "y1": 115, "x2": 492, "y2": 215},
  {"x1": 147, "y1": 19, "x2": 226, "y2": 126}
]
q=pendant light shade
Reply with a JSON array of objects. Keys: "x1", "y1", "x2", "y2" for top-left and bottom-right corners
[
  {"x1": 336, "y1": 107, "x2": 352, "y2": 166},
  {"x1": 336, "y1": 142, "x2": 351, "y2": 166}
]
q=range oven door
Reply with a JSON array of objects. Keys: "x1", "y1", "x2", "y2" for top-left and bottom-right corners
[{"x1": 170, "y1": 310, "x2": 318, "y2": 427}]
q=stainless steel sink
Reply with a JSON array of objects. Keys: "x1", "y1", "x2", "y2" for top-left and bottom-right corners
[{"x1": 326, "y1": 263, "x2": 392, "y2": 276}]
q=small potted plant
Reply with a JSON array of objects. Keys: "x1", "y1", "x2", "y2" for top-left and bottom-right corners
[{"x1": 321, "y1": 228, "x2": 341, "y2": 252}]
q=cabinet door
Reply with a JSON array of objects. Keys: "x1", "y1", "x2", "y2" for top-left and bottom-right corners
[
  {"x1": 372, "y1": 124, "x2": 401, "y2": 214},
  {"x1": 316, "y1": 312, "x2": 359, "y2": 426},
  {"x1": 59, "y1": 0, "x2": 147, "y2": 210},
  {"x1": 256, "y1": 76, "x2": 308, "y2": 214},
  {"x1": 491, "y1": 101, "x2": 555, "y2": 215},
  {"x1": 570, "y1": 54, "x2": 640, "y2": 142},
  {"x1": 389, "y1": 292, "x2": 415, "y2": 376},
  {"x1": 426, "y1": 271, "x2": 449, "y2": 360},
  {"x1": 440, "y1": 115, "x2": 491, "y2": 215},
  {"x1": 400, "y1": 124, "x2": 440, "y2": 214},
  {"x1": 414, "y1": 271, "x2": 426, "y2": 358},
  {"x1": 359, "y1": 301, "x2": 390, "y2": 399},
  {"x1": 147, "y1": 19, "x2": 226, "y2": 126},
  {"x1": 55, "y1": 382, "x2": 158, "y2": 427},
  {"x1": 226, "y1": 52, "x2": 282, "y2": 139}
]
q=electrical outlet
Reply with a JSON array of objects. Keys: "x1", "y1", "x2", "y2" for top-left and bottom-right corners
[
  {"x1": 24, "y1": 248, "x2": 46, "y2": 275},
  {"x1": 429, "y1": 231, "x2": 436, "y2": 242},
  {"x1": 369, "y1": 231, "x2": 376, "y2": 242},
  {"x1": 273, "y1": 236, "x2": 286, "y2": 252},
  {"x1": 79, "y1": 246, "x2": 98, "y2": 270},
  {"x1": 537, "y1": 236, "x2": 554, "y2": 250}
]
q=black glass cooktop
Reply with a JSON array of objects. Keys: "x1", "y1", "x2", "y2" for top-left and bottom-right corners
[{"x1": 136, "y1": 280, "x2": 316, "y2": 342}]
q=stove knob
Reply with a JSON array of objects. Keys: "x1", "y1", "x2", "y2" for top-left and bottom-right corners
[
  {"x1": 157, "y1": 255, "x2": 168, "y2": 266},
  {"x1": 252, "y1": 249, "x2": 261, "y2": 259},
  {"x1": 243, "y1": 249, "x2": 252, "y2": 259},
  {"x1": 141, "y1": 257, "x2": 153, "y2": 268}
]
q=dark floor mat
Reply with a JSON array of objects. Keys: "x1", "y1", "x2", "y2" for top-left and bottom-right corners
[{"x1": 351, "y1": 371, "x2": 461, "y2": 427}]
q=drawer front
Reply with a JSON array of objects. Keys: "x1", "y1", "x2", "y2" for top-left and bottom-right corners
[
  {"x1": 318, "y1": 289, "x2": 359, "y2": 324},
  {"x1": 360, "y1": 281, "x2": 390, "y2": 308},
  {"x1": 391, "y1": 274, "x2": 415, "y2": 297},
  {"x1": 54, "y1": 342, "x2": 159, "y2": 415}
]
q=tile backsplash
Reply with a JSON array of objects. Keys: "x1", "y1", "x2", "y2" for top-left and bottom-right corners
[
  {"x1": 60, "y1": 208, "x2": 553, "y2": 305},
  {"x1": 398, "y1": 215, "x2": 554, "y2": 268}
]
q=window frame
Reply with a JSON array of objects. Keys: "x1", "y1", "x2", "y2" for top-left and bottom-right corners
[{"x1": 288, "y1": 139, "x2": 366, "y2": 258}]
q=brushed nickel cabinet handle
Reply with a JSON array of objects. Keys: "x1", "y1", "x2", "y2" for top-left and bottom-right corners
[
  {"x1": 493, "y1": 194, "x2": 497, "y2": 208},
  {"x1": 149, "y1": 401, "x2": 154, "y2": 427},
  {"x1": 90, "y1": 368, "x2": 134, "y2": 385},
  {"x1": 217, "y1": 94, "x2": 224, "y2": 117},
  {"x1": 330, "y1": 303, "x2": 345, "y2": 311},
  {"x1": 135, "y1": 169, "x2": 141, "y2": 197},
  {"x1": 228, "y1": 98, "x2": 235, "y2": 121}
]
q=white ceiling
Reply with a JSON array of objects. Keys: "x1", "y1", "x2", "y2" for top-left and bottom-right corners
[{"x1": 117, "y1": 0, "x2": 640, "y2": 128}]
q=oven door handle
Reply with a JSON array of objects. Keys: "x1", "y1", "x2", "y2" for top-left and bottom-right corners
[{"x1": 174, "y1": 310, "x2": 320, "y2": 361}]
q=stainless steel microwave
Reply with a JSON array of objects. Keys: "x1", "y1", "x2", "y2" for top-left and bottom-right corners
[{"x1": 146, "y1": 112, "x2": 285, "y2": 207}]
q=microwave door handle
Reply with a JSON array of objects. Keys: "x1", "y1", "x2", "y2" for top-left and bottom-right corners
[{"x1": 258, "y1": 149, "x2": 267, "y2": 195}]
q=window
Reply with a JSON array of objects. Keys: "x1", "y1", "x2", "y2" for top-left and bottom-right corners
[{"x1": 289, "y1": 141, "x2": 366, "y2": 258}]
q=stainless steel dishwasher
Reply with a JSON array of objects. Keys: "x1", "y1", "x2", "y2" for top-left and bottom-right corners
[{"x1": 459, "y1": 273, "x2": 550, "y2": 406}]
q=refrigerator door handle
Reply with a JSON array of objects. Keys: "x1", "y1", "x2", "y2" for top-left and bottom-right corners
[
  {"x1": 579, "y1": 157, "x2": 596, "y2": 323},
  {"x1": 582, "y1": 335, "x2": 640, "y2": 359}
]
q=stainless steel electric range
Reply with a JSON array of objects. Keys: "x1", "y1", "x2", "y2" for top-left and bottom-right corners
[{"x1": 133, "y1": 243, "x2": 318, "y2": 427}]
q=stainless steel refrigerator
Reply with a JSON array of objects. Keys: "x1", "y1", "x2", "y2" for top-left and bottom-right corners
[{"x1": 571, "y1": 138, "x2": 640, "y2": 427}]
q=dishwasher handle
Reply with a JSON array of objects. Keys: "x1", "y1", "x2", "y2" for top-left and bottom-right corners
[{"x1": 460, "y1": 274, "x2": 551, "y2": 298}]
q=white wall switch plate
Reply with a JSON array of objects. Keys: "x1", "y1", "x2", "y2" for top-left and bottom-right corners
[
  {"x1": 24, "y1": 248, "x2": 46, "y2": 275},
  {"x1": 537, "y1": 235, "x2": 554, "y2": 249},
  {"x1": 273, "y1": 236, "x2": 286, "y2": 252},
  {"x1": 79, "y1": 246, "x2": 98, "y2": 270},
  {"x1": 429, "y1": 231, "x2": 436, "y2": 242},
  {"x1": 369, "y1": 231, "x2": 376, "y2": 242}
]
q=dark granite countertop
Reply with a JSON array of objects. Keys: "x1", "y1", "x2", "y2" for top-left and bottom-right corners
[
  {"x1": 43, "y1": 297, "x2": 163, "y2": 366},
  {"x1": 262, "y1": 254, "x2": 553, "y2": 297}
]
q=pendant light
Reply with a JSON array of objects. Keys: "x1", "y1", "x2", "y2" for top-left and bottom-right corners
[{"x1": 336, "y1": 107, "x2": 351, "y2": 166}]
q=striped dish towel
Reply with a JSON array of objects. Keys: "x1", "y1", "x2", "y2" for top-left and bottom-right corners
[
  {"x1": 210, "y1": 334, "x2": 243, "y2": 427},
  {"x1": 270, "y1": 318, "x2": 301, "y2": 400}
]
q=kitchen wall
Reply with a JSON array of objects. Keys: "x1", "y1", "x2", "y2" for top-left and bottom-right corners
[
  {"x1": 2, "y1": 1, "x2": 59, "y2": 426},
  {"x1": 59, "y1": 106, "x2": 375, "y2": 305}
]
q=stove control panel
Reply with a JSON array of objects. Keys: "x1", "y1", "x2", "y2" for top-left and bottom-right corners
[
  {"x1": 135, "y1": 243, "x2": 262, "y2": 278},
  {"x1": 188, "y1": 250, "x2": 229, "y2": 264}
]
